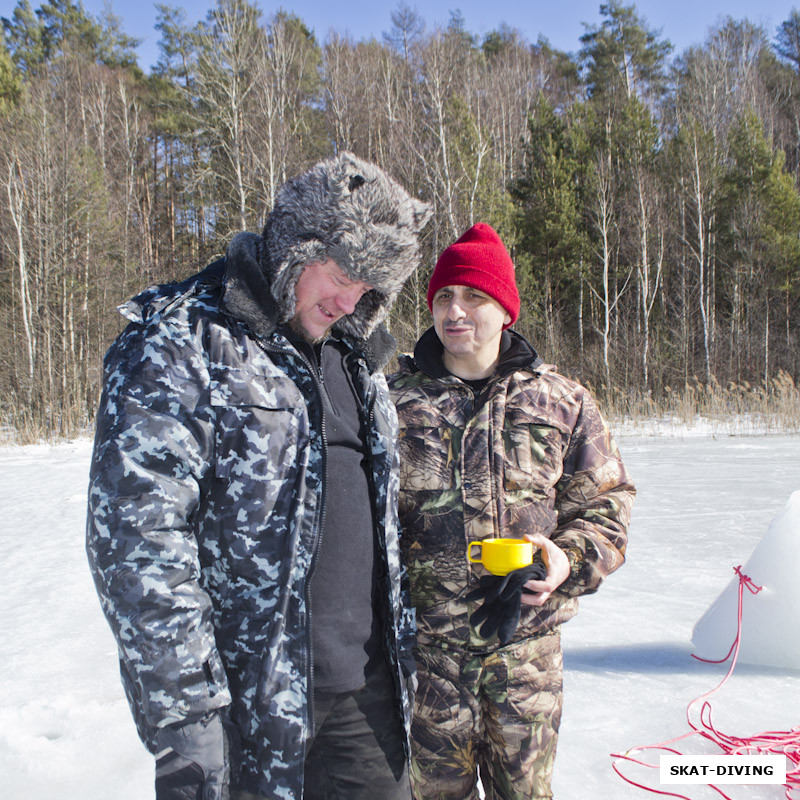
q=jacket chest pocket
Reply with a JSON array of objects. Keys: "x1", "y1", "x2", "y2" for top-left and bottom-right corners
[
  {"x1": 210, "y1": 369, "x2": 307, "y2": 483},
  {"x1": 502, "y1": 409, "x2": 564, "y2": 493},
  {"x1": 213, "y1": 405, "x2": 303, "y2": 482},
  {"x1": 397, "y1": 424, "x2": 458, "y2": 492}
]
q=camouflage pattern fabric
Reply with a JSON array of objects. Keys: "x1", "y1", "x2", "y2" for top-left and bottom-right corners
[
  {"x1": 388, "y1": 329, "x2": 635, "y2": 650},
  {"x1": 86, "y1": 236, "x2": 415, "y2": 800},
  {"x1": 410, "y1": 631, "x2": 563, "y2": 800}
]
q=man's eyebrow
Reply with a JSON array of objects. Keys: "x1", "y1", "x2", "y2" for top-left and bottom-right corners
[
  {"x1": 326, "y1": 266, "x2": 349, "y2": 282},
  {"x1": 330, "y1": 267, "x2": 372, "y2": 290}
]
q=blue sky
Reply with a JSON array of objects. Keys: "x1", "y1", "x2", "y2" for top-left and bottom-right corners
[{"x1": 4, "y1": 0, "x2": 800, "y2": 72}]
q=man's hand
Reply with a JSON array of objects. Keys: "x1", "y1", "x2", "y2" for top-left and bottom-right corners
[
  {"x1": 155, "y1": 712, "x2": 229, "y2": 800},
  {"x1": 466, "y1": 563, "x2": 547, "y2": 644},
  {"x1": 520, "y1": 533, "x2": 570, "y2": 607}
]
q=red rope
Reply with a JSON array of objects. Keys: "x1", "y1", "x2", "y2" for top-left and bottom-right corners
[
  {"x1": 690, "y1": 566, "x2": 762, "y2": 665},
  {"x1": 610, "y1": 565, "x2": 800, "y2": 799}
]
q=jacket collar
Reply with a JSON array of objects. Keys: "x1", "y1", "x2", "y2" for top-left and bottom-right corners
[
  {"x1": 220, "y1": 232, "x2": 280, "y2": 340},
  {"x1": 408, "y1": 325, "x2": 542, "y2": 380}
]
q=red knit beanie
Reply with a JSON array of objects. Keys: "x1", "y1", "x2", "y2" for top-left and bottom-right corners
[{"x1": 427, "y1": 223, "x2": 520, "y2": 328}]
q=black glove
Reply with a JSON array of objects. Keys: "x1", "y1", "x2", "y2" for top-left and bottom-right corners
[
  {"x1": 466, "y1": 563, "x2": 548, "y2": 645},
  {"x1": 155, "y1": 712, "x2": 229, "y2": 800}
]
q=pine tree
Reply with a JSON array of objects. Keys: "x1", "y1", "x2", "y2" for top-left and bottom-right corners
[{"x1": 510, "y1": 93, "x2": 587, "y2": 356}]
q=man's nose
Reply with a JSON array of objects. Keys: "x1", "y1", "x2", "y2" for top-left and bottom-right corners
[
  {"x1": 446, "y1": 298, "x2": 467, "y2": 321},
  {"x1": 335, "y1": 286, "x2": 362, "y2": 315}
]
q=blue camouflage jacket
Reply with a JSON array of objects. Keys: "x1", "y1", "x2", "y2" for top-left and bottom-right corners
[{"x1": 86, "y1": 233, "x2": 415, "y2": 799}]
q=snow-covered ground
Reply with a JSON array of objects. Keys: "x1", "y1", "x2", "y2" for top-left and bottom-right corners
[
  {"x1": 556, "y1": 430, "x2": 800, "y2": 800},
  {"x1": 0, "y1": 429, "x2": 797, "y2": 799}
]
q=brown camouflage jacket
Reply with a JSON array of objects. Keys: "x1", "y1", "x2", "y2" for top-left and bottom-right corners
[{"x1": 388, "y1": 327, "x2": 635, "y2": 650}]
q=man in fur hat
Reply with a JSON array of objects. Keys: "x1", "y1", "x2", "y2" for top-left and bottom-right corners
[
  {"x1": 86, "y1": 153, "x2": 431, "y2": 800},
  {"x1": 389, "y1": 222, "x2": 634, "y2": 800}
]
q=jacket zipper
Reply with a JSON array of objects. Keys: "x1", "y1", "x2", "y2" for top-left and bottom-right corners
[
  {"x1": 243, "y1": 328, "x2": 327, "y2": 743},
  {"x1": 360, "y1": 367, "x2": 408, "y2": 739},
  {"x1": 301, "y1": 348, "x2": 327, "y2": 743}
]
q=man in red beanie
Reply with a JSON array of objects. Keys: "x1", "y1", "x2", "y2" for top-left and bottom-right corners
[{"x1": 389, "y1": 223, "x2": 635, "y2": 800}]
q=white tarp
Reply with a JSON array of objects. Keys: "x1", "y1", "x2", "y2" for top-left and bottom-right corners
[{"x1": 692, "y1": 491, "x2": 800, "y2": 669}]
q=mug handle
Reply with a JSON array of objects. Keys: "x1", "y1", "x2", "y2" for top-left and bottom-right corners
[{"x1": 467, "y1": 542, "x2": 482, "y2": 563}]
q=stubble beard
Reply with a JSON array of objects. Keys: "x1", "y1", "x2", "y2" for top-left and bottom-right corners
[{"x1": 287, "y1": 313, "x2": 330, "y2": 345}]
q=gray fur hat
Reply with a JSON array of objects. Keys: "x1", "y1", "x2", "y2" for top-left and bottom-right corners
[{"x1": 261, "y1": 152, "x2": 432, "y2": 340}]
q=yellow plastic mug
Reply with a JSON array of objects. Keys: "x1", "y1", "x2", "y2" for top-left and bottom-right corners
[{"x1": 467, "y1": 538, "x2": 534, "y2": 576}]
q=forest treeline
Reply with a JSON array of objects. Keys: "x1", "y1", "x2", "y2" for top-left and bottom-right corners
[{"x1": 2, "y1": 0, "x2": 800, "y2": 439}]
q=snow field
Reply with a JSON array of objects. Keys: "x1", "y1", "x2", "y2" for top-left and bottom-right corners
[{"x1": 1, "y1": 432, "x2": 797, "y2": 799}]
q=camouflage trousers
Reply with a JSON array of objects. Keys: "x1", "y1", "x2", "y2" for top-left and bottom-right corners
[{"x1": 410, "y1": 629, "x2": 562, "y2": 800}]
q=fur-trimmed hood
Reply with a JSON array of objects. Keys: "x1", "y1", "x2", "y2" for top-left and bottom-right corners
[
  {"x1": 221, "y1": 232, "x2": 398, "y2": 371},
  {"x1": 260, "y1": 152, "x2": 432, "y2": 340}
]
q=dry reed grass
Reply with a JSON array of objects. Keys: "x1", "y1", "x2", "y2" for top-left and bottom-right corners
[
  {"x1": 0, "y1": 395, "x2": 92, "y2": 445},
  {"x1": 2, "y1": 372, "x2": 799, "y2": 445},
  {"x1": 598, "y1": 370, "x2": 800, "y2": 436}
]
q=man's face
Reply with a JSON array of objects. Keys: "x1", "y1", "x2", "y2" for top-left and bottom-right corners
[
  {"x1": 431, "y1": 284, "x2": 511, "y2": 368},
  {"x1": 290, "y1": 259, "x2": 373, "y2": 342}
]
